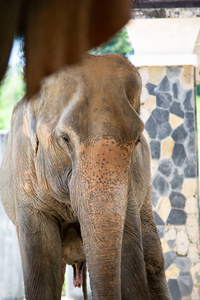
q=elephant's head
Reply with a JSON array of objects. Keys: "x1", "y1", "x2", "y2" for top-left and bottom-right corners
[{"x1": 24, "y1": 54, "x2": 144, "y2": 299}]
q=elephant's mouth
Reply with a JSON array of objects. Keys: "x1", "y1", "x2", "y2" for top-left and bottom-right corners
[{"x1": 72, "y1": 261, "x2": 85, "y2": 288}]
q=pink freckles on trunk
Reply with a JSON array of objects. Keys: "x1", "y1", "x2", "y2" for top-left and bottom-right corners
[{"x1": 76, "y1": 137, "x2": 133, "y2": 193}]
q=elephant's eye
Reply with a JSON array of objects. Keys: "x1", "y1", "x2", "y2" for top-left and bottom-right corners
[
  {"x1": 135, "y1": 135, "x2": 141, "y2": 146},
  {"x1": 62, "y1": 134, "x2": 74, "y2": 153},
  {"x1": 62, "y1": 134, "x2": 70, "y2": 145},
  {"x1": 35, "y1": 136, "x2": 39, "y2": 154}
]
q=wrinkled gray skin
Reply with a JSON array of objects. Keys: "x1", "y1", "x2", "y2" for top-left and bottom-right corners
[{"x1": 0, "y1": 54, "x2": 172, "y2": 300}]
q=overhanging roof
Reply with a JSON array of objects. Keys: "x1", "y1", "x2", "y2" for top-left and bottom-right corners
[
  {"x1": 126, "y1": 17, "x2": 200, "y2": 66},
  {"x1": 132, "y1": 0, "x2": 200, "y2": 8}
]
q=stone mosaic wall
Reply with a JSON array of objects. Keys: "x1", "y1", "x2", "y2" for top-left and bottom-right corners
[{"x1": 138, "y1": 65, "x2": 200, "y2": 300}]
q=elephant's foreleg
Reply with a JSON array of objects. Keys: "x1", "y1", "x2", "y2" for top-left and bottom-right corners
[
  {"x1": 121, "y1": 199, "x2": 150, "y2": 300},
  {"x1": 17, "y1": 205, "x2": 63, "y2": 300},
  {"x1": 140, "y1": 188, "x2": 172, "y2": 300}
]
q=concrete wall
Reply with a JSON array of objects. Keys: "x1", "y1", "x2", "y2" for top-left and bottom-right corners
[
  {"x1": 0, "y1": 131, "x2": 24, "y2": 300},
  {"x1": 138, "y1": 65, "x2": 200, "y2": 299}
]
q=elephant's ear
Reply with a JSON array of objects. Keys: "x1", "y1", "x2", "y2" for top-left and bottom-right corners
[
  {"x1": 123, "y1": 61, "x2": 142, "y2": 115},
  {"x1": 23, "y1": 107, "x2": 38, "y2": 159}
]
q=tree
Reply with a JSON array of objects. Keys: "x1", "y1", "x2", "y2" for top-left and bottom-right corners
[
  {"x1": 89, "y1": 28, "x2": 134, "y2": 56},
  {"x1": 0, "y1": 41, "x2": 25, "y2": 130}
]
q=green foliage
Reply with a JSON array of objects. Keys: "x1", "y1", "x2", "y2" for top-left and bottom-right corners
[
  {"x1": 0, "y1": 64, "x2": 25, "y2": 130},
  {"x1": 62, "y1": 280, "x2": 66, "y2": 296},
  {"x1": 89, "y1": 28, "x2": 134, "y2": 56},
  {"x1": 196, "y1": 86, "x2": 200, "y2": 133},
  {"x1": 197, "y1": 84, "x2": 200, "y2": 97},
  {"x1": 196, "y1": 95, "x2": 200, "y2": 131}
]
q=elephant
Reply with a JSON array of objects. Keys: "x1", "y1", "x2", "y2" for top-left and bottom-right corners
[
  {"x1": 0, "y1": 53, "x2": 172, "y2": 300},
  {"x1": 1, "y1": 0, "x2": 130, "y2": 98}
]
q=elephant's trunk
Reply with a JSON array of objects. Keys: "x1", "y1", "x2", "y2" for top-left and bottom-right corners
[
  {"x1": 80, "y1": 195, "x2": 126, "y2": 299},
  {"x1": 71, "y1": 137, "x2": 133, "y2": 300}
]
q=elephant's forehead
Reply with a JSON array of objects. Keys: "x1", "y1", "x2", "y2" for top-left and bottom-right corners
[{"x1": 79, "y1": 137, "x2": 133, "y2": 157}]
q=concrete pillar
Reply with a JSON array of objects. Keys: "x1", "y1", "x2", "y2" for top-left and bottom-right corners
[
  {"x1": 126, "y1": 14, "x2": 200, "y2": 299},
  {"x1": 136, "y1": 65, "x2": 200, "y2": 299}
]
